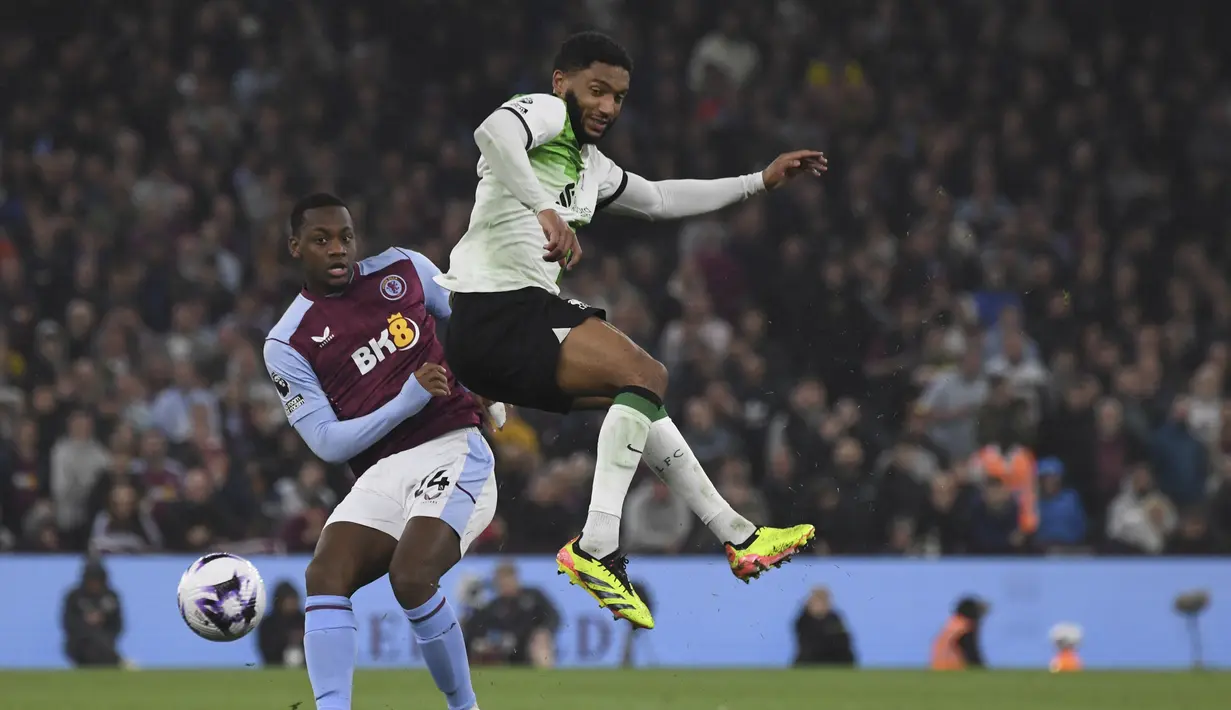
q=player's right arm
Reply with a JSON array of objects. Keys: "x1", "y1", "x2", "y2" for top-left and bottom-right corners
[
  {"x1": 263, "y1": 339, "x2": 445, "y2": 464},
  {"x1": 474, "y1": 96, "x2": 580, "y2": 267}
]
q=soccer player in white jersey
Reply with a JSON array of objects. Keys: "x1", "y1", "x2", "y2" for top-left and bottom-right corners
[{"x1": 437, "y1": 31, "x2": 824, "y2": 629}]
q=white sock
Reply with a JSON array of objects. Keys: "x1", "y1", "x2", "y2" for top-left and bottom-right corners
[
  {"x1": 580, "y1": 402, "x2": 652, "y2": 558},
  {"x1": 642, "y1": 416, "x2": 757, "y2": 545}
]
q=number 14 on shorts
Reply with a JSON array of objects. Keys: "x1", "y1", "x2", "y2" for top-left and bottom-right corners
[{"x1": 413, "y1": 469, "x2": 451, "y2": 501}]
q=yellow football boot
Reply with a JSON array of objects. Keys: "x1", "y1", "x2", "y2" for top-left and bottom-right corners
[
  {"x1": 725, "y1": 524, "x2": 816, "y2": 582},
  {"x1": 556, "y1": 537, "x2": 655, "y2": 629}
]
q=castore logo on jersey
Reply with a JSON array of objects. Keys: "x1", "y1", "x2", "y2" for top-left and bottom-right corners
[
  {"x1": 311, "y1": 326, "x2": 334, "y2": 347},
  {"x1": 350, "y1": 313, "x2": 421, "y2": 375}
]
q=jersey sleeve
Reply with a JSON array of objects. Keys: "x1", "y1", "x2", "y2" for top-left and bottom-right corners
[
  {"x1": 601, "y1": 170, "x2": 765, "y2": 221},
  {"x1": 400, "y1": 248, "x2": 452, "y2": 320},
  {"x1": 495, "y1": 94, "x2": 567, "y2": 150},
  {"x1": 592, "y1": 149, "x2": 630, "y2": 212},
  {"x1": 263, "y1": 338, "x2": 331, "y2": 427}
]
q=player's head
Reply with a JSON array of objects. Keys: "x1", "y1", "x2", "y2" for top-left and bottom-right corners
[
  {"x1": 551, "y1": 31, "x2": 632, "y2": 144},
  {"x1": 288, "y1": 192, "x2": 356, "y2": 293}
]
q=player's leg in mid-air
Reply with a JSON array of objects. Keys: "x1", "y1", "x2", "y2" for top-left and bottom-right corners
[
  {"x1": 303, "y1": 523, "x2": 398, "y2": 710},
  {"x1": 385, "y1": 427, "x2": 496, "y2": 710},
  {"x1": 555, "y1": 318, "x2": 815, "y2": 610},
  {"x1": 446, "y1": 292, "x2": 813, "y2": 630},
  {"x1": 445, "y1": 292, "x2": 659, "y2": 628}
]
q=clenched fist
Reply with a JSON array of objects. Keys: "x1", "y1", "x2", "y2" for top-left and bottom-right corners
[
  {"x1": 414, "y1": 363, "x2": 450, "y2": 397},
  {"x1": 539, "y1": 209, "x2": 582, "y2": 269}
]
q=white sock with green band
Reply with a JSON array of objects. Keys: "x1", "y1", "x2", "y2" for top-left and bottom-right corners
[
  {"x1": 642, "y1": 413, "x2": 757, "y2": 545},
  {"x1": 579, "y1": 388, "x2": 663, "y2": 559}
]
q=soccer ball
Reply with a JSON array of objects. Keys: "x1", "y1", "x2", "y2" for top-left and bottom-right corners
[{"x1": 177, "y1": 553, "x2": 268, "y2": 641}]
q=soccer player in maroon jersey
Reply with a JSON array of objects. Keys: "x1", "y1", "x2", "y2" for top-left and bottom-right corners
[{"x1": 263, "y1": 194, "x2": 491, "y2": 710}]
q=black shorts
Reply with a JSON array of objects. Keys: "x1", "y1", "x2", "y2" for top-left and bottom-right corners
[{"x1": 445, "y1": 288, "x2": 606, "y2": 414}]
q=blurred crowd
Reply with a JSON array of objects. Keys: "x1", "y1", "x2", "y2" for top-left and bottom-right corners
[{"x1": 2, "y1": 0, "x2": 1230, "y2": 557}]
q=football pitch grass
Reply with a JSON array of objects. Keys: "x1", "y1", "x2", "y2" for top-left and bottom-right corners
[{"x1": 1, "y1": 668, "x2": 1228, "y2": 710}]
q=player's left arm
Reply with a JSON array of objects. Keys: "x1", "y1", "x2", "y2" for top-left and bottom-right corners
[
  {"x1": 598, "y1": 150, "x2": 827, "y2": 221},
  {"x1": 264, "y1": 338, "x2": 435, "y2": 463}
]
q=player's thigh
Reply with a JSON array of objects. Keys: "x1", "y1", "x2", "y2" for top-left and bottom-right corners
[
  {"x1": 556, "y1": 317, "x2": 668, "y2": 397},
  {"x1": 387, "y1": 431, "x2": 495, "y2": 598},
  {"x1": 315, "y1": 457, "x2": 431, "y2": 595},
  {"x1": 401, "y1": 427, "x2": 497, "y2": 559},
  {"x1": 306, "y1": 520, "x2": 398, "y2": 597},
  {"x1": 571, "y1": 396, "x2": 614, "y2": 411},
  {"x1": 447, "y1": 289, "x2": 606, "y2": 413}
]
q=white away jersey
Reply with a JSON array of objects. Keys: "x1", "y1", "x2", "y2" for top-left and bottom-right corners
[{"x1": 437, "y1": 93, "x2": 628, "y2": 295}]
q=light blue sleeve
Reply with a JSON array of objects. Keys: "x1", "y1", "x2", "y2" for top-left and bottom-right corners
[
  {"x1": 263, "y1": 339, "x2": 332, "y2": 427},
  {"x1": 402, "y1": 248, "x2": 452, "y2": 320},
  {"x1": 263, "y1": 339, "x2": 433, "y2": 464}
]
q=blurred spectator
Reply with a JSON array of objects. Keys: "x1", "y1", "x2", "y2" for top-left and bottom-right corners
[
  {"x1": 88, "y1": 482, "x2": 162, "y2": 554},
  {"x1": 464, "y1": 563, "x2": 559, "y2": 667},
  {"x1": 257, "y1": 581, "x2": 306, "y2": 668},
  {"x1": 1033, "y1": 458, "x2": 1087, "y2": 550},
  {"x1": 918, "y1": 472, "x2": 976, "y2": 555},
  {"x1": 885, "y1": 517, "x2": 923, "y2": 557},
  {"x1": 918, "y1": 345, "x2": 988, "y2": 462},
  {"x1": 165, "y1": 468, "x2": 237, "y2": 552},
  {"x1": 2, "y1": 418, "x2": 45, "y2": 539},
  {"x1": 931, "y1": 596, "x2": 988, "y2": 671},
  {"x1": 687, "y1": 11, "x2": 760, "y2": 93},
  {"x1": 279, "y1": 498, "x2": 329, "y2": 555},
  {"x1": 274, "y1": 461, "x2": 337, "y2": 521},
  {"x1": 715, "y1": 457, "x2": 771, "y2": 538},
  {"x1": 131, "y1": 429, "x2": 185, "y2": 511},
  {"x1": 509, "y1": 466, "x2": 579, "y2": 553},
  {"x1": 1090, "y1": 398, "x2": 1147, "y2": 517},
  {"x1": 793, "y1": 587, "x2": 856, "y2": 666},
  {"x1": 1165, "y1": 509, "x2": 1224, "y2": 556},
  {"x1": 1151, "y1": 399, "x2": 1210, "y2": 508},
  {"x1": 986, "y1": 329, "x2": 1049, "y2": 405},
  {"x1": 150, "y1": 360, "x2": 220, "y2": 446},
  {"x1": 977, "y1": 375, "x2": 1034, "y2": 450},
  {"x1": 623, "y1": 479, "x2": 692, "y2": 554},
  {"x1": 968, "y1": 479, "x2": 1023, "y2": 555},
  {"x1": 50, "y1": 411, "x2": 110, "y2": 542},
  {"x1": 61, "y1": 558, "x2": 123, "y2": 667},
  {"x1": 680, "y1": 398, "x2": 739, "y2": 469},
  {"x1": 1105, "y1": 465, "x2": 1177, "y2": 555}
]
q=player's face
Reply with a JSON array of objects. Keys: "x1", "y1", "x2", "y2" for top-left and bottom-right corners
[
  {"x1": 290, "y1": 206, "x2": 357, "y2": 292},
  {"x1": 555, "y1": 62, "x2": 630, "y2": 143}
]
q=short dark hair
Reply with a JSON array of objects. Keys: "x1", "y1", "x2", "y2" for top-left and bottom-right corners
[
  {"x1": 289, "y1": 193, "x2": 348, "y2": 236},
  {"x1": 553, "y1": 31, "x2": 632, "y2": 74}
]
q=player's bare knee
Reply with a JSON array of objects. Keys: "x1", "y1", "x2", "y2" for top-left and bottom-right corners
[
  {"x1": 388, "y1": 561, "x2": 444, "y2": 610},
  {"x1": 304, "y1": 556, "x2": 355, "y2": 598},
  {"x1": 627, "y1": 355, "x2": 668, "y2": 398}
]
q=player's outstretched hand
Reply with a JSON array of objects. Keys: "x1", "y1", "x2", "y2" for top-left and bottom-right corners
[
  {"x1": 761, "y1": 150, "x2": 828, "y2": 189},
  {"x1": 539, "y1": 209, "x2": 582, "y2": 269},
  {"x1": 414, "y1": 363, "x2": 450, "y2": 397}
]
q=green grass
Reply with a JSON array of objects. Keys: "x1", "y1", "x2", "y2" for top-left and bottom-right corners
[{"x1": 1, "y1": 668, "x2": 1228, "y2": 710}]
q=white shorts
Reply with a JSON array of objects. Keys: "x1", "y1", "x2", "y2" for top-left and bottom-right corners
[{"x1": 325, "y1": 427, "x2": 497, "y2": 554}]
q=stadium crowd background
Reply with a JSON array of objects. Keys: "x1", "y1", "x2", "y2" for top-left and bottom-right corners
[{"x1": 1, "y1": 0, "x2": 1229, "y2": 559}]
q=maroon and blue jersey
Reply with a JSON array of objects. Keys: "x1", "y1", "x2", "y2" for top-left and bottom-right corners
[{"x1": 263, "y1": 248, "x2": 481, "y2": 476}]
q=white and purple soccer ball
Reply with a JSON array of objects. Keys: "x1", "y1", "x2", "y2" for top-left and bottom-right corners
[{"x1": 177, "y1": 553, "x2": 267, "y2": 641}]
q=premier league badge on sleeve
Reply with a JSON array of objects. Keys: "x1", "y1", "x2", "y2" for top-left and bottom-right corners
[{"x1": 270, "y1": 371, "x2": 290, "y2": 398}]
